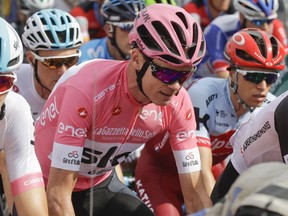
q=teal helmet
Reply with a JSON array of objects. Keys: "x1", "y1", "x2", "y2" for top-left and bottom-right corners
[{"x1": 22, "y1": 9, "x2": 83, "y2": 50}]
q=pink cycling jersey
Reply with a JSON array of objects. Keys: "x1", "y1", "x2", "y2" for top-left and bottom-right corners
[{"x1": 35, "y1": 59, "x2": 201, "y2": 191}]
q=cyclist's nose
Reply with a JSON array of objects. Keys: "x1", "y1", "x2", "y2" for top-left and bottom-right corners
[{"x1": 56, "y1": 65, "x2": 68, "y2": 75}]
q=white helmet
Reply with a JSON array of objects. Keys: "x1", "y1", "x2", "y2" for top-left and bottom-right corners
[
  {"x1": 18, "y1": 0, "x2": 55, "y2": 15},
  {"x1": 22, "y1": 9, "x2": 83, "y2": 51},
  {"x1": 233, "y1": 0, "x2": 279, "y2": 20},
  {"x1": 0, "y1": 18, "x2": 23, "y2": 72}
]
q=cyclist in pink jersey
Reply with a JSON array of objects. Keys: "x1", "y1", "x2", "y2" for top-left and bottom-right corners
[
  {"x1": 34, "y1": 4, "x2": 212, "y2": 216},
  {"x1": 0, "y1": 17, "x2": 48, "y2": 216},
  {"x1": 135, "y1": 28, "x2": 285, "y2": 216},
  {"x1": 196, "y1": 0, "x2": 288, "y2": 79}
]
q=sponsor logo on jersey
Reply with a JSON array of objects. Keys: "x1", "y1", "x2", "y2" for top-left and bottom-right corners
[
  {"x1": 112, "y1": 106, "x2": 121, "y2": 115},
  {"x1": 176, "y1": 130, "x2": 196, "y2": 142},
  {"x1": 140, "y1": 109, "x2": 163, "y2": 122},
  {"x1": 93, "y1": 127, "x2": 154, "y2": 140},
  {"x1": 182, "y1": 151, "x2": 199, "y2": 167},
  {"x1": 210, "y1": 131, "x2": 235, "y2": 155},
  {"x1": 242, "y1": 121, "x2": 271, "y2": 152},
  {"x1": 135, "y1": 179, "x2": 154, "y2": 213},
  {"x1": 215, "y1": 109, "x2": 227, "y2": 118},
  {"x1": 24, "y1": 177, "x2": 44, "y2": 186},
  {"x1": 153, "y1": 132, "x2": 169, "y2": 152},
  {"x1": 58, "y1": 122, "x2": 87, "y2": 137},
  {"x1": 39, "y1": 96, "x2": 59, "y2": 126},
  {"x1": 63, "y1": 150, "x2": 81, "y2": 165},
  {"x1": 185, "y1": 109, "x2": 193, "y2": 120},
  {"x1": 94, "y1": 84, "x2": 116, "y2": 102},
  {"x1": 206, "y1": 93, "x2": 217, "y2": 107},
  {"x1": 194, "y1": 107, "x2": 209, "y2": 131},
  {"x1": 78, "y1": 108, "x2": 88, "y2": 118}
]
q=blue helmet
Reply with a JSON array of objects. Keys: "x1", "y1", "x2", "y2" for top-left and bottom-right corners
[
  {"x1": 22, "y1": 9, "x2": 83, "y2": 50},
  {"x1": 233, "y1": 0, "x2": 279, "y2": 20},
  {"x1": 0, "y1": 18, "x2": 23, "y2": 72},
  {"x1": 101, "y1": 0, "x2": 146, "y2": 22}
]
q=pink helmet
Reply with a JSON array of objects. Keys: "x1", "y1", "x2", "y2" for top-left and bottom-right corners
[{"x1": 129, "y1": 4, "x2": 206, "y2": 67}]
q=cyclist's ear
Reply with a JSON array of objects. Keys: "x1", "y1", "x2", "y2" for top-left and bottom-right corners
[{"x1": 130, "y1": 48, "x2": 143, "y2": 71}]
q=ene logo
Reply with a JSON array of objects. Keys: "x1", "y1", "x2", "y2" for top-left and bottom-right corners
[
  {"x1": 58, "y1": 122, "x2": 87, "y2": 137},
  {"x1": 176, "y1": 130, "x2": 196, "y2": 142},
  {"x1": 140, "y1": 109, "x2": 163, "y2": 122}
]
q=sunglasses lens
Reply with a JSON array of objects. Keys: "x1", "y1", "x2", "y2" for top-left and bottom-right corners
[
  {"x1": 151, "y1": 63, "x2": 193, "y2": 84},
  {"x1": 251, "y1": 19, "x2": 273, "y2": 26},
  {"x1": 118, "y1": 23, "x2": 133, "y2": 32},
  {"x1": 42, "y1": 56, "x2": 79, "y2": 69},
  {"x1": 0, "y1": 76, "x2": 15, "y2": 93},
  {"x1": 243, "y1": 73, "x2": 278, "y2": 85}
]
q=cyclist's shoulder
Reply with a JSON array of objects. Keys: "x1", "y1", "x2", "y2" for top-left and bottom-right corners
[
  {"x1": 4, "y1": 92, "x2": 31, "y2": 121},
  {"x1": 205, "y1": 13, "x2": 239, "y2": 33},
  {"x1": 188, "y1": 77, "x2": 226, "y2": 96},
  {"x1": 81, "y1": 38, "x2": 107, "y2": 50}
]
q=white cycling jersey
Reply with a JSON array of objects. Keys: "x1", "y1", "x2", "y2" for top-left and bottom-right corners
[
  {"x1": 13, "y1": 64, "x2": 46, "y2": 120},
  {"x1": 230, "y1": 90, "x2": 288, "y2": 174},
  {"x1": 0, "y1": 91, "x2": 44, "y2": 196},
  {"x1": 187, "y1": 77, "x2": 275, "y2": 165}
]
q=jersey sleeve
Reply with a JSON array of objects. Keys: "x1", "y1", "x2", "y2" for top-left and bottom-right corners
[
  {"x1": 5, "y1": 94, "x2": 44, "y2": 196},
  {"x1": 168, "y1": 90, "x2": 201, "y2": 174},
  {"x1": 274, "y1": 93, "x2": 288, "y2": 163},
  {"x1": 51, "y1": 85, "x2": 92, "y2": 172},
  {"x1": 187, "y1": 80, "x2": 211, "y2": 148}
]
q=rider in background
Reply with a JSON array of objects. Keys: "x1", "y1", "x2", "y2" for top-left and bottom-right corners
[
  {"x1": 70, "y1": 0, "x2": 106, "y2": 43},
  {"x1": 14, "y1": 8, "x2": 83, "y2": 120},
  {"x1": 78, "y1": 0, "x2": 146, "y2": 63},
  {"x1": 210, "y1": 31, "x2": 286, "y2": 202},
  {"x1": 0, "y1": 17, "x2": 48, "y2": 216},
  {"x1": 134, "y1": 27, "x2": 281, "y2": 216},
  {"x1": 183, "y1": 0, "x2": 235, "y2": 30},
  {"x1": 34, "y1": 4, "x2": 211, "y2": 215},
  {"x1": 196, "y1": 0, "x2": 288, "y2": 79},
  {"x1": 14, "y1": 0, "x2": 55, "y2": 37}
]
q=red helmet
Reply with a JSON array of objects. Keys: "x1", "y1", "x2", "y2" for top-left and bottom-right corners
[{"x1": 224, "y1": 28, "x2": 285, "y2": 71}]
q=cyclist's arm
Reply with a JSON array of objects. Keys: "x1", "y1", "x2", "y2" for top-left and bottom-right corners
[
  {"x1": 46, "y1": 167, "x2": 78, "y2": 216},
  {"x1": 0, "y1": 151, "x2": 13, "y2": 214},
  {"x1": 178, "y1": 170, "x2": 212, "y2": 214},
  {"x1": 5, "y1": 93, "x2": 48, "y2": 216},
  {"x1": 14, "y1": 187, "x2": 48, "y2": 216},
  {"x1": 198, "y1": 146, "x2": 215, "y2": 196},
  {"x1": 204, "y1": 24, "x2": 229, "y2": 78}
]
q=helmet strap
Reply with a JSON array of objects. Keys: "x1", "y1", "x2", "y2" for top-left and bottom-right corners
[
  {"x1": 136, "y1": 61, "x2": 150, "y2": 98},
  {"x1": 241, "y1": 18, "x2": 247, "y2": 29},
  {"x1": 230, "y1": 72, "x2": 254, "y2": 113},
  {"x1": 109, "y1": 25, "x2": 130, "y2": 60},
  {"x1": 33, "y1": 58, "x2": 52, "y2": 95},
  {"x1": 0, "y1": 104, "x2": 6, "y2": 120}
]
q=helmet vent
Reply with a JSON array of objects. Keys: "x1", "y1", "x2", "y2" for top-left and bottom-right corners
[
  {"x1": 175, "y1": 12, "x2": 188, "y2": 29},
  {"x1": 152, "y1": 21, "x2": 180, "y2": 56},
  {"x1": 160, "y1": 55, "x2": 183, "y2": 64},
  {"x1": 235, "y1": 49, "x2": 262, "y2": 64},
  {"x1": 7, "y1": 56, "x2": 20, "y2": 67},
  {"x1": 137, "y1": 24, "x2": 162, "y2": 51},
  {"x1": 171, "y1": 21, "x2": 186, "y2": 48},
  {"x1": 250, "y1": 34, "x2": 267, "y2": 58},
  {"x1": 270, "y1": 37, "x2": 279, "y2": 58}
]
